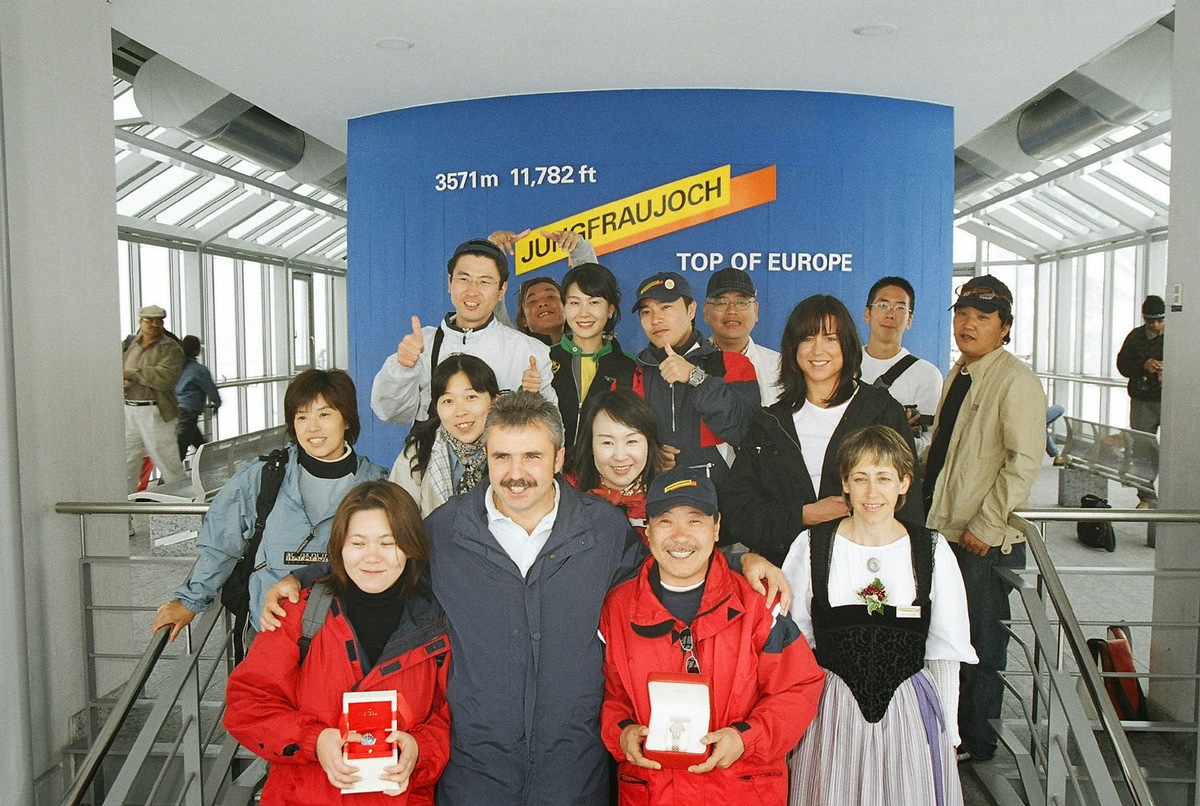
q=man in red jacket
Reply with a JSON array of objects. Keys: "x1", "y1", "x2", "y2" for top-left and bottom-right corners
[{"x1": 599, "y1": 467, "x2": 824, "y2": 804}]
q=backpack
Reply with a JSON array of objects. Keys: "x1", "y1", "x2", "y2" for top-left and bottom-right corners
[
  {"x1": 1077, "y1": 494, "x2": 1116, "y2": 552},
  {"x1": 298, "y1": 580, "x2": 336, "y2": 665},
  {"x1": 1086, "y1": 625, "x2": 1149, "y2": 720},
  {"x1": 220, "y1": 447, "x2": 289, "y2": 662}
]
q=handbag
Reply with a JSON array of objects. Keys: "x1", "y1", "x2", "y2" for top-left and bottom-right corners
[{"x1": 1077, "y1": 493, "x2": 1116, "y2": 552}]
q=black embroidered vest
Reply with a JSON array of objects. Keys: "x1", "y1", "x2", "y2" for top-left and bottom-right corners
[{"x1": 809, "y1": 518, "x2": 935, "y2": 723}]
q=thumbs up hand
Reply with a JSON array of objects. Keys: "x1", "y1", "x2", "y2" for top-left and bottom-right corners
[
  {"x1": 521, "y1": 355, "x2": 543, "y2": 393},
  {"x1": 397, "y1": 316, "x2": 425, "y2": 368},
  {"x1": 658, "y1": 342, "x2": 695, "y2": 385}
]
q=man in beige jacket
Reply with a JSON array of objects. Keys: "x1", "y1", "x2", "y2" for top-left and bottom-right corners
[{"x1": 922, "y1": 275, "x2": 1045, "y2": 763}]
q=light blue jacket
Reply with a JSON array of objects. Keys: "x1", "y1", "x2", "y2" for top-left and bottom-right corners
[{"x1": 173, "y1": 446, "x2": 387, "y2": 619}]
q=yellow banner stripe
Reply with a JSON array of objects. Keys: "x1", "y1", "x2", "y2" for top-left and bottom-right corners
[{"x1": 514, "y1": 165, "x2": 732, "y2": 274}]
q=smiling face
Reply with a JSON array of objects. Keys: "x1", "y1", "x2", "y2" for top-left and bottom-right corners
[
  {"x1": 646, "y1": 505, "x2": 719, "y2": 588},
  {"x1": 521, "y1": 281, "x2": 565, "y2": 338},
  {"x1": 341, "y1": 508, "x2": 408, "y2": 594},
  {"x1": 293, "y1": 394, "x2": 348, "y2": 461},
  {"x1": 703, "y1": 292, "x2": 758, "y2": 349},
  {"x1": 436, "y1": 374, "x2": 492, "y2": 446},
  {"x1": 638, "y1": 297, "x2": 696, "y2": 349},
  {"x1": 843, "y1": 457, "x2": 911, "y2": 525},
  {"x1": 564, "y1": 282, "x2": 616, "y2": 344},
  {"x1": 795, "y1": 316, "x2": 844, "y2": 397},
  {"x1": 591, "y1": 410, "x2": 649, "y2": 491},
  {"x1": 436, "y1": 371, "x2": 494, "y2": 445},
  {"x1": 487, "y1": 424, "x2": 565, "y2": 528},
  {"x1": 953, "y1": 305, "x2": 1010, "y2": 364},
  {"x1": 864, "y1": 285, "x2": 913, "y2": 346},
  {"x1": 449, "y1": 253, "x2": 507, "y2": 330}
]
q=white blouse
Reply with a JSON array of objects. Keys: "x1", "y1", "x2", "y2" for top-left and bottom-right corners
[
  {"x1": 781, "y1": 528, "x2": 978, "y2": 664},
  {"x1": 792, "y1": 397, "x2": 852, "y2": 495}
]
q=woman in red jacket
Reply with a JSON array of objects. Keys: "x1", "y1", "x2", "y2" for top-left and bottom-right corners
[{"x1": 225, "y1": 480, "x2": 450, "y2": 805}]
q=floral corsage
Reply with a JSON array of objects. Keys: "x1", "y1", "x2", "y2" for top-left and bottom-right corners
[{"x1": 857, "y1": 578, "x2": 888, "y2": 615}]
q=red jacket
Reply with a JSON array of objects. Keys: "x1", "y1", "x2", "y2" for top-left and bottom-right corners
[
  {"x1": 224, "y1": 584, "x2": 451, "y2": 805},
  {"x1": 599, "y1": 552, "x2": 824, "y2": 805}
]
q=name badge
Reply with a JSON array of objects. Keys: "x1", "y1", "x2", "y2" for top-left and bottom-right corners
[
  {"x1": 284, "y1": 551, "x2": 328, "y2": 565},
  {"x1": 896, "y1": 605, "x2": 921, "y2": 619}
]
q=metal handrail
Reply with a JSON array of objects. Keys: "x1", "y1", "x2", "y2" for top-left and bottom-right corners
[
  {"x1": 59, "y1": 628, "x2": 171, "y2": 806},
  {"x1": 1008, "y1": 507, "x2": 1200, "y2": 806}
]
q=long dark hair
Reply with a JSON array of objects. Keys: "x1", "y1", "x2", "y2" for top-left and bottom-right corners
[
  {"x1": 778, "y1": 294, "x2": 862, "y2": 410},
  {"x1": 567, "y1": 389, "x2": 664, "y2": 491},
  {"x1": 405, "y1": 354, "x2": 500, "y2": 474},
  {"x1": 325, "y1": 480, "x2": 429, "y2": 599}
]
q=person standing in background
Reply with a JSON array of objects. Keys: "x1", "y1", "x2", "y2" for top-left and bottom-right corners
[
  {"x1": 123, "y1": 304, "x2": 185, "y2": 492},
  {"x1": 175, "y1": 335, "x2": 222, "y2": 462},
  {"x1": 1116, "y1": 294, "x2": 1165, "y2": 507}
]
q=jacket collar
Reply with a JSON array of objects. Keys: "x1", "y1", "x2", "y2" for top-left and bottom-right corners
[
  {"x1": 557, "y1": 333, "x2": 615, "y2": 359},
  {"x1": 443, "y1": 312, "x2": 496, "y2": 334},
  {"x1": 628, "y1": 551, "x2": 741, "y2": 642},
  {"x1": 636, "y1": 329, "x2": 712, "y2": 366}
]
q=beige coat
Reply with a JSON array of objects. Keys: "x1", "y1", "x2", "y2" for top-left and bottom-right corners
[{"x1": 925, "y1": 347, "x2": 1045, "y2": 552}]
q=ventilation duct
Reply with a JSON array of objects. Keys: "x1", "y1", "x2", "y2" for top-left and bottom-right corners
[
  {"x1": 956, "y1": 20, "x2": 1172, "y2": 201},
  {"x1": 132, "y1": 54, "x2": 347, "y2": 197}
]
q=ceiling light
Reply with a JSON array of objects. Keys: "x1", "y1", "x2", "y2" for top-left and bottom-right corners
[
  {"x1": 853, "y1": 23, "x2": 897, "y2": 37},
  {"x1": 374, "y1": 37, "x2": 414, "y2": 51}
]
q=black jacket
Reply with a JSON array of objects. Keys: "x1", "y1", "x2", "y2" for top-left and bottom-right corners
[
  {"x1": 1116, "y1": 324, "x2": 1164, "y2": 401},
  {"x1": 550, "y1": 335, "x2": 636, "y2": 450},
  {"x1": 720, "y1": 383, "x2": 924, "y2": 566}
]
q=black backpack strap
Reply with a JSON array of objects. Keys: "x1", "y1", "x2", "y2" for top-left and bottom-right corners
[
  {"x1": 873, "y1": 354, "x2": 919, "y2": 390},
  {"x1": 298, "y1": 581, "x2": 337, "y2": 665},
  {"x1": 430, "y1": 325, "x2": 446, "y2": 370},
  {"x1": 229, "y1": 447, "x2": 290, "y2": 663}
]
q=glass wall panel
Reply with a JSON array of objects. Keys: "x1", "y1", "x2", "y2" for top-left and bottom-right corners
[
  {"x1": 1081, "y1": 252, "x2": 1105, "y2": 376},
  {"x1": 242, "y1": 262, "x2": 266, "y2": 377},
  {"x1": 211, "y1": 256, "x2": 239, "y2": 381},
  {"x1": 292, "y1": 275, "x2": 312, "y2": 369},
  {"x1": 138, "y1": 244, "x2": 171, "y2": 317}
]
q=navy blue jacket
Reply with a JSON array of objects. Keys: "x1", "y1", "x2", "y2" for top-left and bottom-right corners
[{"x1": 426, "y1": 481, "x2": 642, "y2": 806}]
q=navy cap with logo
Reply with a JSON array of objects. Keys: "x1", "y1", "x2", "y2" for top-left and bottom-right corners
[
  {"x1": 645, "y1": 466, "x2": 719, "y2": 518},
  {"x1": 632, "y1": 271, "x2": 692, "y2": 312},
  {"x1": 951, "y1": 275, "x2": 1013, "y2": 315},
  {"x1": 705, "y1": 267, "x2": 757, "y2": 299},
  {"x1": 1141, "y1": 295, "x2": 1166, "y2": 320}
]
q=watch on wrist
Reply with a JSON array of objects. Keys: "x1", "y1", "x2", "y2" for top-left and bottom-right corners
[{"x1": 687, "y1": 366, "x2": 708, "y2": 387}]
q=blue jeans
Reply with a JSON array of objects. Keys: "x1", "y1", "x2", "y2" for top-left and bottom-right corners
[
  {"x1": 1045, "y1": 404, "x2": 1065, "y2": 457},
  {"x1": 953, "y1": 541, "x2": 1026, "y2": 759}
]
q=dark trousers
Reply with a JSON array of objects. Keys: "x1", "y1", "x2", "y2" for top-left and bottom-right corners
[
  {"x1": 175, "y1": 407, "x2": 204, "y2": 462},
  {"x1": 953, "y1": 540, "x2": 1026, "y2": 759}
]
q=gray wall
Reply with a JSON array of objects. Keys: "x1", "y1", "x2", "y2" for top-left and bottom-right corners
[{"x1": 0, "y1": 1, "x2": 126, "y2": 801}]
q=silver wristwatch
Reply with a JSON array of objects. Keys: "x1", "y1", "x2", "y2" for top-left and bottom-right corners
[{"x1": 687, "y1": 366, "x2": 708, "y2": 387}]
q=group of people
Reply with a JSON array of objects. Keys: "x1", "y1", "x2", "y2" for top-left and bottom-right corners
[{"x1": 147, "y1": 228, "x2": 1055, "y2": 805}]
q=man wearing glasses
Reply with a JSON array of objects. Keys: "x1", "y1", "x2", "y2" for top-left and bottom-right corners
[
  {"x1": 922, "y1": 275, "x2": 1044, "y2": 764},
  {"x1": 599, "y1": 466, "x2": 823, "y2": 804},
  {"x1": 703, "y1": 267, "x2": 781, "y2": 405},
  {"x1": 371, "y1": 238, "x2": 557, "y2": 427},
  {"x1": 859, "y1": 276, "x2": 944, "y2": 458}
]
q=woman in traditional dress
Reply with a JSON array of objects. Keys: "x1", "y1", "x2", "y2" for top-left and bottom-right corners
[{"x1": 782, "y1": 424, "x2": 976, "y2": 806}]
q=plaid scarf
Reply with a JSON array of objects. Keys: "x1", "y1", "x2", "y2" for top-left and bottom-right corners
[{"x1": 424, "y1": 426, "x2": 487, "y2": 501}]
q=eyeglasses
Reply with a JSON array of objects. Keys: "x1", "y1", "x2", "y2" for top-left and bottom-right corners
[
  {"x1": 679, "y1": 627, "x2": 700, "y2": 674},
  {"x1": 869, "y1": 301, "x2": 910, "y2": 315},
  {"x1": 955, "y1": 284, "x2": 1011, "y2": 304},
  {"x1": 706, "y1": 298, "x2": 754, "y2": 311},
  {"x1": 451, "y1": 274, "x2": 501, "y2": 289}
]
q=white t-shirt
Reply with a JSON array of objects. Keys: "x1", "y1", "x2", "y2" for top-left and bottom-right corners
[
  {"x1": 859, "y1": 347, "x2": 944, "y2": 457},
  {"x1": 793, "y1": 397, "x2": 852, "y2": 495}
]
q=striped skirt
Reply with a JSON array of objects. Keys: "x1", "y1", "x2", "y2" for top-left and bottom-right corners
[{"x1": 787, "y1": 668, "x2": 963, "y2": 806}]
